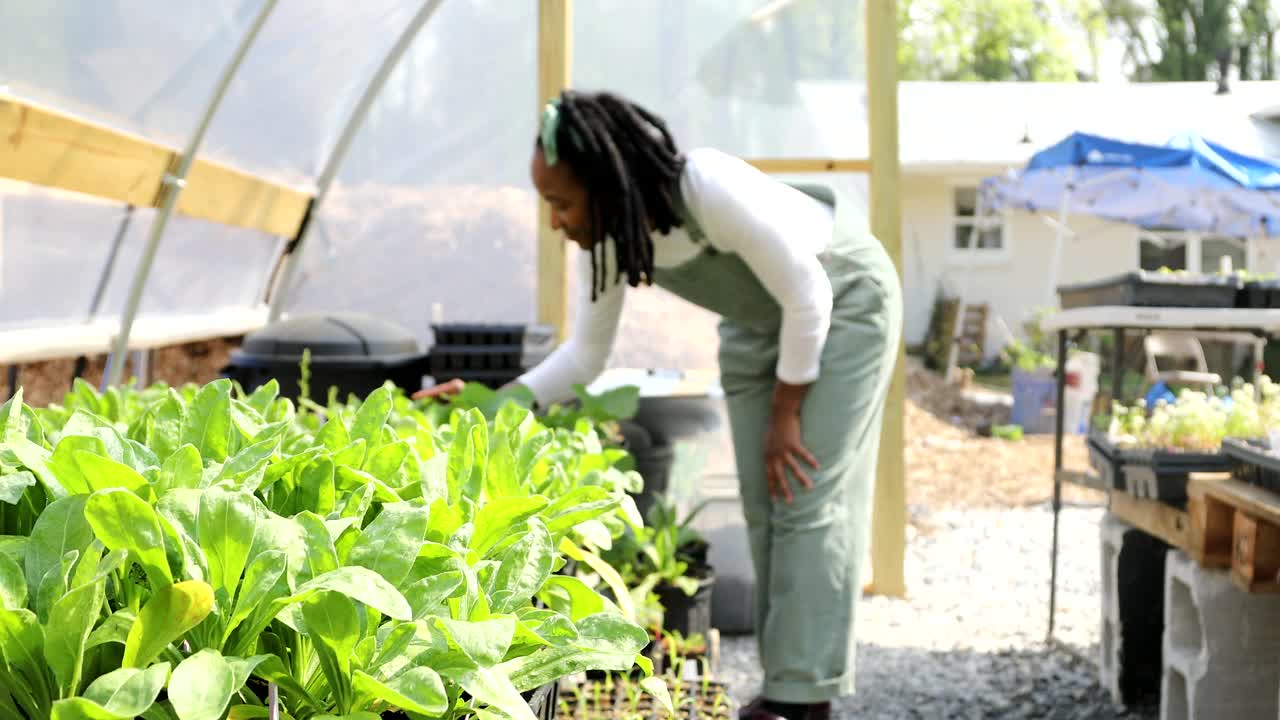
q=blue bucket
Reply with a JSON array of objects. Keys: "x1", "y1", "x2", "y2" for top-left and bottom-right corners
[{"x1": 1011, "y1": 368, "x2": 1057, "y2": 434}]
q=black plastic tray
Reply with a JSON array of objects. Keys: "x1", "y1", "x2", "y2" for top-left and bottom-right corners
[
  {"x1": 1122, "y1": 448, "x2": 1236, "y2": 507},
  {"x1": 1236, "y1": 280, "x2": 1280, "y2": 309},
  {"x1": 1222, "y1": 438, "x2": 1280, "y2": 494},
  {"x1": 1058, "y1": 271, "x2": 1241, "y2": 309},
  {"x1": 432, "y1": 323, "x2": 528, "y2": 346},
  {"x1": 428, "y1": 345, "x2": 525, "y2": 373}
]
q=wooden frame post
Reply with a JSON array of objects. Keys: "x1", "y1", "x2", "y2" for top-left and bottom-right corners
[
  {"x1": 867, "y1": 0, "x2": 907, "y2": 597},
  {"x1": 537, "y1": 0, "x2": 572, "y2": 339}
]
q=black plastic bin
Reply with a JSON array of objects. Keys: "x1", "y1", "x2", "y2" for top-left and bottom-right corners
[
  {"x1": 1057, "y1": 271, "x2": 1241, "y2": 309},
  {"x1": 1087, "y1": 433, "x2": 1127, "y2": 491},
  {"x1": 1222, "y1": 438, "x2": 1280, "y2": 494},
  {"x1": 221, "y1": 312, "x2": 426, "y2": 402}
]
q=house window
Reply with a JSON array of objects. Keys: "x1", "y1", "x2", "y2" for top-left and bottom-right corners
[
  {"x1": 952, "y1": 186, "x2": 1005, "y2": 255},
  {"x1": 1139, "y1": 231, "x2": 1248, "y2": 273}
]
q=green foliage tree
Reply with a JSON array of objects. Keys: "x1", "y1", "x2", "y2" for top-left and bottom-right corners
[{"x1": 898, "y1": 0, "x2": 1080, "y2": 81}]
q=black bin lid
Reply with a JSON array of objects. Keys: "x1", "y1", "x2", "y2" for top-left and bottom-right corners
[{"x1": 238, "y1": 312, "x2": 421, "y2": 362}]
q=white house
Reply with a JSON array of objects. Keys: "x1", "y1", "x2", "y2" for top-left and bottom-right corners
[{"x1": 894, "y1": 80, "x2": 1280, "y2": 358}]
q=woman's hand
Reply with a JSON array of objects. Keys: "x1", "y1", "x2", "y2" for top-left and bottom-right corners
[
  {"x1": 764, "y1": 381, "x2": 820, "y2": 504},
  {"x1": 411, "y1": 378, "x2": 465, "y2": 401}
]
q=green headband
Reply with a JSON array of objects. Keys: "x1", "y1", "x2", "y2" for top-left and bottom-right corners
[{"x1": 539, "y1": 99, "x2": 583, "y2": 166}]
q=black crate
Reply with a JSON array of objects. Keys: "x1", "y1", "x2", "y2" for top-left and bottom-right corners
[
  {"x1": 1058, "y1": 271, "x2": 1241, "y2": 310},
  {"x1": 1222, "y1": 438, "x2": 1280, "y2": 494},
  {"x1": 428, "y1": 345, "x2": 526, "y2": 373},
  {"x1": 1236, "y1": 280, "x2": 1280, "y2": 309},
  {"x1": 432, "y1": 323, "x2": 527, "y2": 346},
  {"x1": 1121, "y1": 448, "x2": 1237, "y2": 508},
  {"x1": 1088, "y1": 433, "x2": 1127, "y2": 491}
]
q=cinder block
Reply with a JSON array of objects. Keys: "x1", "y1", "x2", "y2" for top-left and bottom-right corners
[
  {"x1": 1161, "y1": 550, "x2": 1280, "y2": 720},
  {"x1": 1099, "y1": 512, "x2": 1168, "y2": 707}
]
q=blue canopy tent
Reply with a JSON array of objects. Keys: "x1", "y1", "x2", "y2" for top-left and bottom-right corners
[{"x1": 980, "y1": 131, "x2": 1280, "y2": 304}]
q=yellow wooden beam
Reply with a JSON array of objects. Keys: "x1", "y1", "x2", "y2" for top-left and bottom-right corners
[
  {"x1": 746, "y1": 158, "x2": 872, "y2": 174},
  {"x1": 866, "y1": 0, "x2": 907, "y2": 598},
  {"x1": 537, "y1": 0, "x2": 573, "y2": 340},
  {"x1": 0, "y1": 93, "x2": 312, "y2": 238}
]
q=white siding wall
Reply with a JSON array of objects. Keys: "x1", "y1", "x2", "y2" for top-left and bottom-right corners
[{"x1": 902, "y1": 172, "x2": 1138, "y2": 357}]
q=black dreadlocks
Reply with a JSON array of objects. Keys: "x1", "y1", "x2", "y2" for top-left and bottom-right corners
[{"x1": 539, "y1": 90, "x2": 688, "y2": 301}]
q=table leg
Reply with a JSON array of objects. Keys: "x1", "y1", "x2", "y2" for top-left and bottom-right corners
[{"x1": 1049, "y1": 328, "x2": 1067, "y2": 641}]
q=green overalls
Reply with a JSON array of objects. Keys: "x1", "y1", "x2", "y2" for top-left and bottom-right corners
[{"x1": 654, "y1": 183, "x2": 903, "y2": 703}]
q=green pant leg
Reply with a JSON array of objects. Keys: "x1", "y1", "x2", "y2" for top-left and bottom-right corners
[{"x1": 721, "y1": 272, "x2": 900, "y2": 704}]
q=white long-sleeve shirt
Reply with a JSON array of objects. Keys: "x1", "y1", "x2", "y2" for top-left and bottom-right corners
[{"x1": 518, "y1": 147, "x2": 835, "y2": 406}]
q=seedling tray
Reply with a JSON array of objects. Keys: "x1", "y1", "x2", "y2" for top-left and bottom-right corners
[
  {"x1": 1222, "y1": 438, "x2": 1280, "y2": 495},
  {"x1": 1121, "y1": 447, "x2": 1236, "y2": 508},
  {"x1": 1058, "y1": 271, "x2": 1241, "y2": 309}
]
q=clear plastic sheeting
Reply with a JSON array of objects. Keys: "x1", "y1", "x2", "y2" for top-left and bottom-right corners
[
  {"x1": 283, "y1": 0, "x2": 540, "y2": 342},
  {"x1": 574, "y1": 0, "x2": 868, "y2": 158},
  {"x1": 202, "y1": 1, "x2": 423, "y2": 185},
  {"x1": 96, "y1": 213, "x2": 282, "y2": 319},
  {"x1": 0, "y1": 186, "x2": 127, "y2": 331},
  {"x1": 0, "y1": 0, "x2": 260, "y2": 148}
]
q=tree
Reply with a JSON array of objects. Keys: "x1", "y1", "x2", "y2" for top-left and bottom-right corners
[
  {"x1": 898, "y1": 0, "x2": 1080, "y2": 81},
  {"x1": 1105, "y1": 0, "x2": 1277, "y2": 81}
]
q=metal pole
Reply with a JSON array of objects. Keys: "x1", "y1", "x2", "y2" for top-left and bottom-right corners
[
  {"x1": 76, "y1": 205, "x2": 134, "y2": 382},
  {"x1": 1047, "y1": 168, "x2": 1075, "y2": 308},
  {"x1": 1112, "y1": 328, "x2": 1126, "y2": 405},
  {"x1": 267, "y1": 0, "x2": 448, "y2": 323},
  {"x1": 1048, "y1": 328, "x2": 1068, "y2": 640},
  {"x1": 5, "y1": 365, "x2": 17, "y2": 402},
  {"x1": 104, "y1": 0, "x2": 279, "y2": 389}
]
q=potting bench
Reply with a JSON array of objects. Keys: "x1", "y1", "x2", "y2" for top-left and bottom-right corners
[{"x1": 1041, "y1": 305, "x2": 1280, "y2": 639}]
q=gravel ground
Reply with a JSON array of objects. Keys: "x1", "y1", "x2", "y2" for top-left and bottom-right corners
[{"x1": 715, "y1": 505, "x2": 1158, "y2": 720}]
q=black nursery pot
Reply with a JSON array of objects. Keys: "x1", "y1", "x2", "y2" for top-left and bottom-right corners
[{"x1": 655, "y1": 567, "x2": 715, "y2": 640}]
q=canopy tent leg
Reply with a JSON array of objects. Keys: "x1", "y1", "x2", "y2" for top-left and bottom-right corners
[
  {"x1": 104, "y1": 0, "x2": 280, "y2": 389},
  {"x1": 5, "y1": 365, "x2": 17, "y2": 402},
  {"x1": 266, "y1": 0, "x2": 448, "y2": 324},
  {"x1": 1046, "y1": 168, "x2": 1075, "y2": 308}
]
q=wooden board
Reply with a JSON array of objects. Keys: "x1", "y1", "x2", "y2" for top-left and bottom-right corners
[
  {"x1": 1057, "y1": 469, "x2": 1108, "y2": 493},
  {"x1": 536, "y1": 0, "x2": 572, "y2": 340},
  {"x1": 1187, "y1": 476, "x2": 1280, "y2": 593},
  {"x1": 1109, "y1": 491, "x2": 1192, "y2": 552},
  {"x1": 0, "y1": 92, "x2": 312, "y2": 237},
  {"x1": 746, "y1": 158, "x2": 871, "y2": 174}
]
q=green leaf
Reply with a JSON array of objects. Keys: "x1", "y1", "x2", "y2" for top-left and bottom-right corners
[
  {"x1": 289, "y1": 511, "x2": 339, "y2": 588},
  {"x1": 0, "y1": 547, "x2": 27, "y2": 610},
  {"x1": 543, "y1": 486, "x2": 620, "y2": 536},
  {"x1": 0, "y1": 535, "x2": 26, "y2": 565},
  {"x1": 640, "y1": 677, "x2": 674, "y2": 715},
  {"x1": 282, "y1": 566, "x2": 411, "y2": 621},
  {"x1": 456, "y1": 666, "x2": 536, "y2": 720},
  {"x1": 487, "y1": 520, "x2": 553, "y2": 614},
  {"x1": 86, "y1": 609, "x2": 134, "y2": 649},
  {"x1": 123, "y1": 580, "x2": 214, "y2": 668},
  {"x1": 352, "y1": 667, "x2": 447, "y2": 716},
  {"x1": 217, "y1": 435, "x2": 280, "y2": 485},
  {"x1": 5, "y1": 437, "x2": 63, "y2": 499},
  {"x1": 45, "y1": 577, "x2": 105, "y2": 696},
  {"x1": 447, "y1": 413, "x2": 488, "y2": 503},
  {"x1": 244, "y1": 380, "x2": 280, "y2": 416},
  {"x1": 144, "y1": 395, "x2": 186, "y2": 463},
  {"x1": 574, "y1": 384, "x2": 640, "y2": 422},
  {"x1": 51, "y1": 662, "x2": 171, "y2": 720},
  {"x1": 502, "y1": 613, "x2": 648, "y2": 691},
  {"x1": 0, "y1": 470, "x2": 36, "y2": 505},
  {"x1": 349, "y1": 386, "x2": 394, "y2": 462},
  {"x1": 72, "y1": 452, "x2": 149, "y2": 495},
  {"x1": 155, "y1": 445, "x2": 203, "y2": 494},
  {"x1": 314, "y1": 417, "x2": 351, "y2": 453},
  {"x1": 420, "y1": 452, "x2": 448, "y2": 507},
  {"x1": 301, "y1": 591, "x2": 359, "y2": 677},
  {"x1": 169, "y1": 649, "x2": 235, "y2": 720},
  {"x1": 434, "y1": 616, "x2": 516, "y2": 668},
  {"x1": 403, "y1": 571, "x2": 464, "y2": 620},
  {"x1": 559, "y1": 538, "x2": 634, "y2": 621},
  {"x1": 484, "y1": 435, "x2": 521, "y2": 499},
  {"x1": 25, "y1": 495, "x2": 93, "y2": 600},
  {"x1": 180, "y1": 381, "x2": 233, "y2": 463},
  {"x1": 514, "y1": 608, "x2": 578, "y2": 647},
  {"x1": 50, "y1": 436, "x2": 110, "y2": 496},
  {"x1": 248, "y1": 654, "x2": 320, "y2": 714},
  {"x1": 335, "y1": 466, "x2": 399, "y2": 504},
  {"x1": 85, "y1": 488, "x2": 173, "y2": 590},
  {"x1": 197, "y1": 486, "x2": 258, "y2": 600},
  {"x1": 347, "y1": 502, "x2": 429, "y2": 587},
  {"x1": 0, "y1": 607, "x2": 45, "y2": 688},
  {"x1": 363, "y1": 440, "x2": 410, "y2": 485},
  {"x1": 471, "y1": 497, "x2": 549, "y2": 557},
  {"x1": 426, "y1": 497, "x2": 465, "y2": 544},
  {"x1": 225, "y1": 551, "x2": 286, "y2": 642},
  {"x1": 536, "y1": 577, "x2": 611, "y2": 622},
  {"x1": 296, "y1": 458, "x2": 336, "y2": 518}
]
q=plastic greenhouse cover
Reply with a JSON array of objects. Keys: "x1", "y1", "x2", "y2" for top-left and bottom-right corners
[
  {"x1": 1, "y1": 0, "x2": 263, "y2": 149},
  {"x1": 284, "y1": 0, "x2": 541, "y2": 343}
]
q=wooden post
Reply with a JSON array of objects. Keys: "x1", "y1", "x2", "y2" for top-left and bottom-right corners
[
  {"x1": 867, "y1": 0, "x2": 907, "y2": 597},
  {"x1": 537, "y1": 0, "x2": 572, "y2": 339}
]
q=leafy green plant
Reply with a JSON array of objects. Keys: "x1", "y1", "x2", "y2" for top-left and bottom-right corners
[{"x1": 0, "y1": 377, "x2": 666, "y2": 719}]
